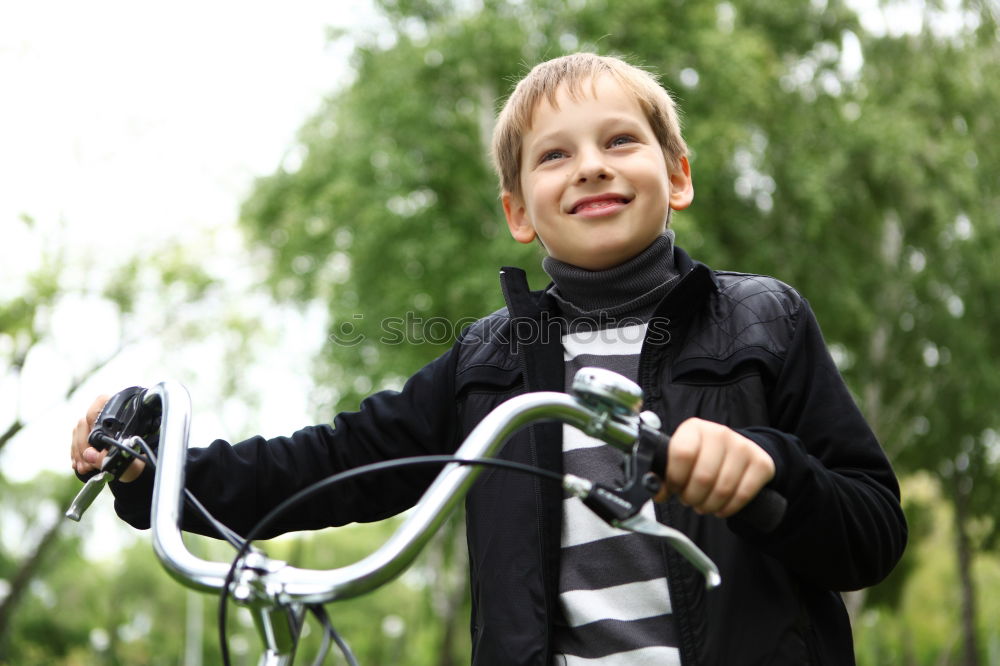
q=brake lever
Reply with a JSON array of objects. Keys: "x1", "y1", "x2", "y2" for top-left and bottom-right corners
[
  {"x1": 616, "y1": 513, "x2": 721, "y2": 588},
  {"x1": 561, "y1": 408, "x2": 722, "y2": 589},
  {"x1": 64, "y1": 437, "x2": 144, "y2": 522},
  {"x1": 66, "y1": 471, "x2": 114, "y2": 522},
  {"x1": 562, "y1": 471, "x2": 721, "y2": 589},
  {"x1": 66, "y1": 435, "x2": 148, "y2": 521}
]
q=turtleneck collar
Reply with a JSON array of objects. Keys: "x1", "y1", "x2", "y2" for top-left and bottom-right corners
[{"x1": 542, "y1": 231, "x2": 680, "y2": 318}]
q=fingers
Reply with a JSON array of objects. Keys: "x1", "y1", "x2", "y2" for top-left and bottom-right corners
[
  {"x1": 85, "y1": 395, "x2": 109, "y2": 429},
  {"x1": 71, "y1": 394, "x2": 110, "y2": 476},
  {"x1": 70, "y1": 393, "x2": 146, "y2": 482},
  {"x1": 118, "y1": 458, "x2": 146, "y2": 483},
  {"x1": 667, "y1": 418, "x2": 775, "y2": 518},
  {"x1": 72, "y1": 416, "x2": 103, "y2": 475}
]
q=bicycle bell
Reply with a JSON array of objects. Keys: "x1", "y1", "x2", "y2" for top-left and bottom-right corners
[{"x1": 571, "y1": 367, "x2": 644, "y2": 418}]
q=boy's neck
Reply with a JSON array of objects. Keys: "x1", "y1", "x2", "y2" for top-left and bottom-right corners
[{"x1": 542, "y1": 231, "x2": 679, "y2": 317}]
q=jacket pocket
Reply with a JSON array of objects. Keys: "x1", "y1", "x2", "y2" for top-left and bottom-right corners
[
  {"x1": 671, "y1": 347, "x2": 779, "y2": 387},
  {"x1": 666, "y1": 356, "x2": 772, "y2": 428},
  {"x1": 455, "y1": 364, "x2": 523, "y2": 435},
  {"x1": 456, "y1": 363, "x2": 522, "y2": 395}
]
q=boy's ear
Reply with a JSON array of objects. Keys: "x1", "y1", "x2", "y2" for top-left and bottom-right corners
[
  {"x1": 668, "y1": 156, "x2": 694, "y2": 211},
  {"x1": 502, "y1": 191, "x2": 537, "y2": 244}
]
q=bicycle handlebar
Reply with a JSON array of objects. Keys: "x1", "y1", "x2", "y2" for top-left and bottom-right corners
[
  {"x1": 146, "y1": 368, "x2": 789, "y2": 610},
  {"x1": 146, "y1": 379, "x2": 644, "y2": 603}
]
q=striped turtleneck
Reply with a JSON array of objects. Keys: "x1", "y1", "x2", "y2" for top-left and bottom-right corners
[{"x1": 544, "y1": 232, "x2": 684, "y2": 666}]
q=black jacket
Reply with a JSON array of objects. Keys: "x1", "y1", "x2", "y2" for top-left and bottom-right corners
[{"x1": 112, "y1": 247, "x2": 906, "y2": 665}]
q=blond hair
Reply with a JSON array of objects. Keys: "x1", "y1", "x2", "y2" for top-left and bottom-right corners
[{"x1": 490, "y1": 53, "x2": 688, "y2": 198}]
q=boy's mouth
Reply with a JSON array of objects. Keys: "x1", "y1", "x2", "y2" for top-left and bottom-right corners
[{"x1": 568, "y1": 194, "x2": 632, "y2": 215}]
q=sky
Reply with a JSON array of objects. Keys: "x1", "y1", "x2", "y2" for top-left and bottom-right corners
[
  {"x1": 0, "y1": 1, "x2": 381, "y2": 554},
  {"x1": 0, "y1": 1, "x2": 377, "y2": 249}
]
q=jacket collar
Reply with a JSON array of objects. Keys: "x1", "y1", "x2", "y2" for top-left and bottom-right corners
[
  {"x1": 499, "y1": 245, "x2": 718, "y2": 320},
  {"x1": 650, "y1": 245, "x2": 717, "y2": 320},
  {"x1": 498, "y1": 266, "x2": 548, "y2": 319}
]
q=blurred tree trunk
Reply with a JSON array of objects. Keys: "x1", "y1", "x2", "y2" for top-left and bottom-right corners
[
  {"x1": 952, "y1": 473, "x2": 979, "y2": 666},
  {"x1": 0, "y1": 419, "x2": 25, "y2": 455},
  {"x1": 0, "y1": 515, "x2": 64, "y2": 657}
]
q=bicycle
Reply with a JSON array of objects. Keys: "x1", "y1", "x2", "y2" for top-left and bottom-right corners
[{"x1": 67, "y1": 367, "x2": 785, "y2": 665}]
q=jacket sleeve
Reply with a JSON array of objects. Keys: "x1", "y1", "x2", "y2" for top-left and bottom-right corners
[
  {"x1": 733, "y1": 299, "x2": 907, "y2": 591},
  {"x1": 109, "y1": 345, "x2": 463, "y2": 539}
]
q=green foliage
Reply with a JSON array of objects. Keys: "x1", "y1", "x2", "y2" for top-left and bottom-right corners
[
  {"x1": 239, "y1": 0, "x2": 1000, "y2": 661},
  {"x1": 242, "y1": 1, "x2": 568, "y2": 410},
  {"x1": 0, "y1": 513, "x2": 471, "y2": 664},
  {"x1": 0, "y1": 474, "x2": 87, "y2": 662},
  {"x1": 854, "y1": 474, "x2": 1000, "y2": 665},
  {"x1": 864, "y1": 481, "x2": 937, "y2": 612}
]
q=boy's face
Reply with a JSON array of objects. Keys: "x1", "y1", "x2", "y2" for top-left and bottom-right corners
[{"x1": 502, "y1": 75, "x2": 693, "y2": 271}]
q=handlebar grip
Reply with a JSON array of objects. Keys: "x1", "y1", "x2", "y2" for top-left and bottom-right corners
[
  {"x1": 735, "y1": 486, "x2": 787, "y2": 534},
  {"x1": 643, "y1": 424, "x2": 669, "y2": 486},
  {"x1": 639, "y1": 423, "x2": 787, "y2": 534}
]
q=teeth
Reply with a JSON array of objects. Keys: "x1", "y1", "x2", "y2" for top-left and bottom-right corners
[{"x1": 574, "y1": 199, "x2": 626, "y2": 213}]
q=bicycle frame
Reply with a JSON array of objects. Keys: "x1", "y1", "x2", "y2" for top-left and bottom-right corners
[{"x1": 144, "y1": 370, "x2": 719, "y2": 665}]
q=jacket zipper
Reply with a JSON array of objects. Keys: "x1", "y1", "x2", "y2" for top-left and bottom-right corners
[{"x1": 500, "y1": 269, "x2": 554, "y2": 665}]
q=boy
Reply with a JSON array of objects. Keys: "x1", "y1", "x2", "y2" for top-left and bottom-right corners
[{"x1": 72, "y1": 53, "x2": 906, "y2": 665}]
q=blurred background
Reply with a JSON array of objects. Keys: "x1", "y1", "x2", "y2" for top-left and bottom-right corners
[{"x1": 2, "y1": 0, "x2": 999, "y2": 663}]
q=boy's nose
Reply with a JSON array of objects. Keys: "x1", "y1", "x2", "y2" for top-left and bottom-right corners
[{"x1": 575, "y1": 149, "x2": 613, "y2": 183}]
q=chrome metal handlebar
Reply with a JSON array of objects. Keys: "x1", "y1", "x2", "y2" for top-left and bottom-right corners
[
  {"x1": 146, "y1": 382, "x2": 234, "y2": 591},
  {"x1": 146, "y1": 371, "x2": 649, "y2": 603}
]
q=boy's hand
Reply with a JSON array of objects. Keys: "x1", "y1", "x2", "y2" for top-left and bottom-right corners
[
  {"x1": 654, "y1": 417, "x2": 775, "y2": 518},
  {"x1": 70, "y1": 394, "x2": 146, "y2": 483}
]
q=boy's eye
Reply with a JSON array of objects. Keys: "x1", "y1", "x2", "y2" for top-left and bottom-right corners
[
  {"x1": 609, "y1": 135, "x2": 636, "y2": 147},
  {"x1": 540, "y1": 149, "x2": 567, "y2": 163}
]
